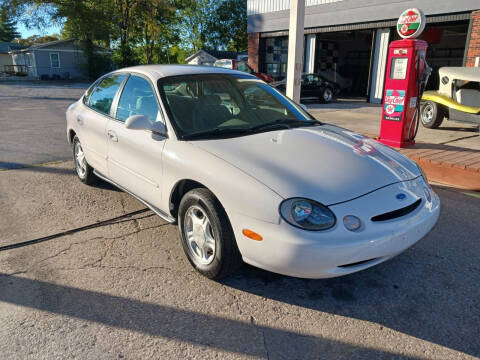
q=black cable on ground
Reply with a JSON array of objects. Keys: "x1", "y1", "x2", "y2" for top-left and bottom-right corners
[{"x1": 0, "y1": 208, "x2": 152, "y2": 252}]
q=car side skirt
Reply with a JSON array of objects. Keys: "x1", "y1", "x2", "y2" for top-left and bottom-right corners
[
  {"x1": 449, "y1": 109, "x2": 480, "y2": 125},
  {"x1": 93, "y1": 170, "x2": 177, "y2": 224}
]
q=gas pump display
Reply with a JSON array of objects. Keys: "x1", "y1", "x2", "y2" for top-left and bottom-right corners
[
  {"x1": 378, "y1": 8, "x2": 431, "y2": 148},
  {"x1": 390, "y1": 58, "x2": 408, "y2": 79}
]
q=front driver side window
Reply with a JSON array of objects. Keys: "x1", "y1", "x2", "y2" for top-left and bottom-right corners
[
  {"x1": 88, "y1": 74, "x2": 126, "y2": 116},
  {"x1": 116, "y1": 75, "x2": 160, "y2": 123}
]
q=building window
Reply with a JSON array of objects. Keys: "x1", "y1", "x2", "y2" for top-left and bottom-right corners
[
  {"x1": 50, "y1": 53, "x2": 60, "y2": 68},
  {"x1": 25, "y1": 53, "x2": 31, "y2": 67},
  {"x1": 264, "y1": 37, "x2": 288, "y2": 80}
]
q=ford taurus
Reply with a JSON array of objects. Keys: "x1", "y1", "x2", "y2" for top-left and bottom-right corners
[{"x1": 66, "y1": 65, "x2": 440, "y2": 279}]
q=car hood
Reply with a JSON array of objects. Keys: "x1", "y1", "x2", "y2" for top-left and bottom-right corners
[{"x1": 192, "y1": 124, "x2": 420, "y2": 205}]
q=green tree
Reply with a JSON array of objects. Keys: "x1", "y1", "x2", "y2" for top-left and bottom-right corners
[
  {"x1": 133, "y1": 0, "x2": 177, "y2": 64},
  {"x1": 209, "y1": 0, "x2": 247, "y2": 52},
  {"x1": 176, "y1": 0, "x2": 219, "y2": 51},
  {"x1": 165, "y1": 43, "x2": 188, "y2": 64},
  {"x1": 60, "y1": 0, "x2": 114, "y2": 47},
  {"x1": 4, "y1": 0, "x2": 249, "y2": 70},
  {"x1": 0, "y1": 5, "x2": 20, "y2": 41},
  {"x1": 14, "y1": 33, "x2": 59, "y2": 45},
  {"x1": 111, "y1": 0, "x2": 142, "y2": 67},
  {"x1": 60, "y1": 0, "x2": 116, "y2": 77}
]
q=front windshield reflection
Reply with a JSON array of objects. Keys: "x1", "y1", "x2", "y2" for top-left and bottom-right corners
[
  {"x1": 307, "y1": 127, "x2": 413, "y2": 180},
  {"x1": 158, "y1": 74, "x2": 316, "y2": 139}
]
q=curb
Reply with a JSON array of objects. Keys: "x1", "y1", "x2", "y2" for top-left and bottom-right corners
[
  {"x1": 403, "y1": 152, "x2": 480, "y2": 191},
  {"x1": 365, "y1": 133, "x2": 480, "y2": 191}
]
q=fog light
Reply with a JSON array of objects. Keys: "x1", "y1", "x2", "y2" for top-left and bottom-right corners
[{"x1": 343, "y1": 215, "x2": 361, "y2": 231}]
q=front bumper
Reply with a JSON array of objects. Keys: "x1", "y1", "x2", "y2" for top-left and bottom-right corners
[{"x1": 231, "y1": 177, "x2": 440, "y2": 279}]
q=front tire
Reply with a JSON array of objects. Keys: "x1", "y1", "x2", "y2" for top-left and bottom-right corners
[
  {"x1": 178, "y1": 188, "x2": 242, "y2": 279},
  {"x1": 72, "y1": 135, "x2": 96, "y2": 185},
  {"x1": 321, "y1": 87, "x2": 334, "y2": 103},
  {"x1": 420, "y1": 101, "x2": 444, "y2": 129}
]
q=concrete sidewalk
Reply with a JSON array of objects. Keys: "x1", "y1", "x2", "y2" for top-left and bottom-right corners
[{"x1": 307, "y1": 99, "x2": 480, "y2": 190}]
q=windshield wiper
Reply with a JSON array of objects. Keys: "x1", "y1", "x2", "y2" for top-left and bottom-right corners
[
  {"x1": 181, "y1": 119, "x2": 321, "y2": 140},
  {"x1": 181, "y1": 127, "x2": 249, "y2": 140},
  {"x1": 247, "y1": 118, "x2": 320, "y2": 133}
]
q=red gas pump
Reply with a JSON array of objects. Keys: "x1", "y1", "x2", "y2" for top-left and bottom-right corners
[{"x1": 378, "y1": 8, "x2": 431, "y2": 148}]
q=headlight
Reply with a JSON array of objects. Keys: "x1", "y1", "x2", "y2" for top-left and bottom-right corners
[
  {"x1": 279, "y1": 198, "x2": 336, "y2": 231},
  {"x1": 416, "y1": 163, "x2": 429, "y2": 185}
]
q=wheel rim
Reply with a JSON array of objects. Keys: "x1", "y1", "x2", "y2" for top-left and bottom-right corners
[
  {"x1": 422, "y1": 103, "x2": 434, "y2": 124},
  {"x1": 323, "y1": 89, "x2": 333, "y2": 102},
  {"x1": 183, "y1": 205, "x2": 216, "y2": 265},
  {"x1": 74, "y1": 142, "x2": 87, "y2": 178}
]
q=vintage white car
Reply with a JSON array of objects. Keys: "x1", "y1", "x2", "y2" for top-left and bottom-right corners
[
  {"x1": 421, "y1": 67, "x2": 480, "y2": 128},
  {"x1": 66, "y1": 65, "x2": 440, "y2": 279}
]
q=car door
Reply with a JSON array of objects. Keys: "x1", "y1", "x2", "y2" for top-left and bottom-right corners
[
  {"x1": 106, "y1": 74, "x2": 166, "y2": 208},
  {"x1": 311, "y1": 75, "x2": 325, "y2": 97},
  {"x1": 301, "y1": 74, "x2": 315, "y2": 97},
  {"x1": 79, "y1": 73, "x2": 126, "y2": 175}
]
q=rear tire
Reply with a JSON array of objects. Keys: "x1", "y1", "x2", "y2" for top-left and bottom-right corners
[
  {"x1": 72, "y1": 135, "x2": 97, "y2": 185},
  {"x1": 178, "y1": 188, "x2": 242, "y2": 279},
  {"x1": 420, "y1": 101, "x2": 444, "y2": 129}
]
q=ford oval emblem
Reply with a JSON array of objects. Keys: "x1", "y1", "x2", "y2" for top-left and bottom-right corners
[{"x1": 396, "y1": 193, "x2": 406, "y2": 201}]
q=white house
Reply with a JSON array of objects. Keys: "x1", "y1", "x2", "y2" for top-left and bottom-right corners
[{"x1": 186, "y1": 49, "x2": 246, "y2": 66}]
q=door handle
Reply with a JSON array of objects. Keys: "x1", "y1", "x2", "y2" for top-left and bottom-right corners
[
  {"x1": 107, "y1": 130, "x2": 118, "y2": 142},
  {"x1": 76, "y1": 115, "x2": 84, "y2": 125}
]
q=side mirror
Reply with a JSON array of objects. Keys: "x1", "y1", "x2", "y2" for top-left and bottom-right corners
[{"x1": 125, "y1": 115, "x2": 167, "y2": 137}]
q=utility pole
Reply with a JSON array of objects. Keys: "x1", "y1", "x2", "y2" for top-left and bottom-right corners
[{"x1": 286, "y1": 0, "x2": 305, "y2": 103}]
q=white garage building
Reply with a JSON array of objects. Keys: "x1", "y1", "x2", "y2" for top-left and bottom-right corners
[{"x1": 247, "y1": 0, "x2": 480, "y2": 102}]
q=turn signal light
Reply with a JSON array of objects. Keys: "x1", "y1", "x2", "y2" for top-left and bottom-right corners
[{"x1": 242, "y1": 229, "x2": 263, "y2": 241}]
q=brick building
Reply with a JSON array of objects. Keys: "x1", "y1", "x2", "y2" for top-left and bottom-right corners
[
  {"x1": 465, "y1": 10, "x2": 480, "y2": 67},
  {"x1": 247, "y1": 1, "x2": 480, "y2": 102}
]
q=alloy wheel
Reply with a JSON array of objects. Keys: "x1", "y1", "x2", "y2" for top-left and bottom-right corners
[
  {"x1": 74, "y1": 142, "x2": 87, "y2": 178},
  {"x1": 422, "y1": 103, "x2": 434, "y2": 124},
  {"x1": 323, "y1": 88, "x2": 333, "y2": 102},
  {"x1": 183, "y1": 205, "x2": 216, "y2": 265}
]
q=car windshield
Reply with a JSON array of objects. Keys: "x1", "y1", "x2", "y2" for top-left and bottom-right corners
[{"x1": 158, "y1": 74, "x2": 320, "y2": 140}]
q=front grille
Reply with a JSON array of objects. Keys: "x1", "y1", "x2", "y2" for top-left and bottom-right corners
[
  {"x1": 371, "y1": 198, "x2": 422, "y2": 222},
  {"x1": 338, "y1": 258, "x2": 378, "y2": 268}
]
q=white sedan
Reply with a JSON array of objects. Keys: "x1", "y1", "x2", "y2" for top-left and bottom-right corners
[{"x1": 66, "y1": 65, "x2": 440, "y2": 279}]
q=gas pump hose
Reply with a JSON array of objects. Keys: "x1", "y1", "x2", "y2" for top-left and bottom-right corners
[{"x1": 407, "y1": 58, "x2": 431, "y2": 143}]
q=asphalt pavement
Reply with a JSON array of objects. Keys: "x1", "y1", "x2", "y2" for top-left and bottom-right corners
[
  {"x1": 0, "y1": 82, "x2": 88, "y2": 169},
  {"x1": 0, "y1": 83, "x2": 479, "y2": 359}
]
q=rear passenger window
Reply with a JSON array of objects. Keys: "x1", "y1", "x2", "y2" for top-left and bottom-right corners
[
  {"x1": 88, "y1": 74, "x2": 126, "y2": 116},
  {"x1": 116, "y1": 75, "x2": 160, "y2": 123}
]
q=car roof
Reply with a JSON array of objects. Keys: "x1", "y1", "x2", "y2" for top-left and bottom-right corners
[
  {"x1": 438, "y1": 67, "x2": 480, "y2": 82},
  {"x1": 112, "y1": 64, "x2": 255, "y2": 80}
]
